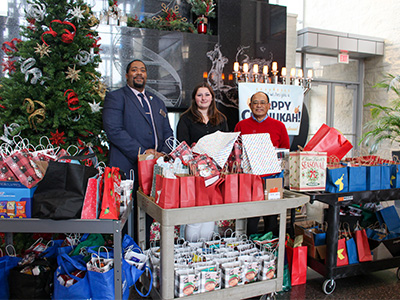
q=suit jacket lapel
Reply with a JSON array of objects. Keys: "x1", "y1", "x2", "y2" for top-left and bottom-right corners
[{"x1": 124, "y1": 86, "x2": 151, "y2": 125}]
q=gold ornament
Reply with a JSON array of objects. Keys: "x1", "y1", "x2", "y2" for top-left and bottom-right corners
[
  {"x1": 88, "y1": 14, "x2": 99, "y2": 27},
  {"x1": 87, "y1": 72, "x2": 107, "y2": 100},
  {"x1": 23, "y1": 98, "x2": 46, "y2": 130},
  {"x1": 65, "y1": 65, "x2": 81, "y2": 82},
  {"x1": 34, "y1": 43, "x2": 51, "y2": 58}
]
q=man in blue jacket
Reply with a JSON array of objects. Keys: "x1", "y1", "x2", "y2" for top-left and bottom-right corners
[{"x1": 103, "y1": 59, "x2": 173, "y2": 242}]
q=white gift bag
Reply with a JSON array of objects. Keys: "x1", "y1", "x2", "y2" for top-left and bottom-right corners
[{"x1": 241, "y1": 133, "x2": 281, "y2": 175}]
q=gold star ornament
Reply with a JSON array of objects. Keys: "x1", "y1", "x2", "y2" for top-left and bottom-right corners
[
  {"x1": 34, "y1": 43, "x2": 51, "y2": 58},
  {"x1": 65, "y1": 65, "x2": 81, "y2": 83}
]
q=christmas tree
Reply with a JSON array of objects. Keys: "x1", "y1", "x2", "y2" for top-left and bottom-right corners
[{"x1": 0, "y1": 0, "x2": 107, "y2": 159}]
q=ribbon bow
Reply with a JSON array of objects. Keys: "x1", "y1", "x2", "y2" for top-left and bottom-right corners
[
  {"x1": 64, "y1": 89, "x2": 81, "y2": 111},
  {"x1": 41, "y1": 20, "x2": 76, "y2": 45}
]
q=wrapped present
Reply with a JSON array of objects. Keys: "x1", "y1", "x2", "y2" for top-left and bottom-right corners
[{"x1": 289, "y1": 151, "x2": 327, "y2": 192}]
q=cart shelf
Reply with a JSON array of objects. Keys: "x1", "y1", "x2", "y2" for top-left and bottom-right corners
[
  {"x1": 303, "y1": 188, "x2": 400, "y2": 294},
  {"x1": 136, "y1": 190, "x2": 309, "y2": 300}
]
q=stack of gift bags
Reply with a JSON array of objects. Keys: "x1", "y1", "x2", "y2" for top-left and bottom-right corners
[
  {"x1": 144, "y1": 231, "x2": 277, "y2": 298},
  {"x1": 1, "y1": 233, "x2": 151, "y2": 300},
  {"x1": 0, "y1": 133, "x2": 133, "y2": 221},
  {"x1": 138, "y1": 131, "x2": 284, "y2": 210},
  {"x1": 289, "y1": 123, "x2": 400, "y2": 193}
]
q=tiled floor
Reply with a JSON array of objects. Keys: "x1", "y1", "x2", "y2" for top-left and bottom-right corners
[
  {"x1": 131, "y1": 267, "x2": 400, "y2": 300},
  {"x1": 247, "y1": 267, "x2": 400, "y2": 300}
]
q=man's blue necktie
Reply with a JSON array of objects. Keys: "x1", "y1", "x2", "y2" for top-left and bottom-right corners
[{"x1": 138, "y1": 93, "x2": 152, "y2": 123}]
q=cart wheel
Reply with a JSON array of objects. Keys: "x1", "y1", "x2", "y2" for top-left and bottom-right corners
[
  {"x1": 259, "y1": 293, "x2": 276, "y2": 300},
  {"x1": 322, "y1": 279, "x2": 336, "y2": 295},
  {"x1": 396, "y1": 267, "x2": 400, "y2": 280}
]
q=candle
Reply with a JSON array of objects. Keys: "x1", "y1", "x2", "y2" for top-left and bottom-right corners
[
  {"x1": 222, "y1": 73, "x2": 225, "y2": 80},
  {"x1": 203, "y1": 72, "x2": 208, "y2": 79},
  {"x1": 290, "y1": 68, "x2": 296, "y2": 77},
  {"x1": 263, "y1": 65, "x2": 268, "y2": 75},
  {"x1": 281, "y1": 67, "x2": 287, "y2": 76},
  {"x1": 307, "y1": 69, "x2": 313, "y2": 79},
  {"x1": 243, "y1": 63, "x2": 249, "y2": 73},
  {"x1": 228, "y1": 74, "x2": 233, "y2": 81},
  {"x1": 272, "y1": 62, "x2": 278, "y2": 72},
  {"x1": 233, "y1": 62, "x2": 239, "y2": 72},
  {"x1": 253, "y1": 64, "x2": 259, "y2": 74},
  {"x1": 297, "y1": 69, "x2": 303, "y2": 78}
]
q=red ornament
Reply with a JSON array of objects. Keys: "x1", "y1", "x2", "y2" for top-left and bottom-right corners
[
  {"x1": 64, "y1": 89, "x2": 81, "y2": 111},
  {"x1": 50, "y1": 129, "x2": 66, "y2": 146},
  {"x1": 1, "y1": 38, "x2": 22, "y2": 55},
  {"x1": 1, "y1": 59, "x2": 16, "y2": 73},
  {"x1": 41, "y1": 20, "x2": 76, "y2": 46}
]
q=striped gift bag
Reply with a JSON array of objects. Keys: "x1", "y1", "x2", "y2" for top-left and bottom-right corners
[{"x1": 241, "y1": 133, "x2": 281, "y2": 175}]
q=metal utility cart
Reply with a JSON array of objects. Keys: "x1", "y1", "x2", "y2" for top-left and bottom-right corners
[
  {"x1": 0, "y1": 200, "x2": 133, "y2": 300},
  {"x1": 305, "y1": 188, "x2": 400, "y2": 295},
  {"x1": 137, "y1": 190, "x2": 309, "y2": 300}
]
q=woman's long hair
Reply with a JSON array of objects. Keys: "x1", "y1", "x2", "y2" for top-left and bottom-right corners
[{"x1": 183, "y1": 82, "x2": 226, "y2": 126}]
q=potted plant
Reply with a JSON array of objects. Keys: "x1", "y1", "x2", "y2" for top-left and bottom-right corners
[
  {"x1": 361, "y1": 74, "x2": 400, "y2": 156},
  {"x1": 186, "y1": 0, "x2": 216, "y2": 34}
]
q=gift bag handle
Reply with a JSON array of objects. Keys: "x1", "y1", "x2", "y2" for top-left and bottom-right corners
[
  {"x1": 134, "y1": 266, "x2": 153, "y2": 297},
  {"x1": 57, "y1": 253, "x2": 87, "y2": 282}
]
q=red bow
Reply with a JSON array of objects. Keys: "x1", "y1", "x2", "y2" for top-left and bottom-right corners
[
  {"x1": 42, "y1": 20, "x2": 76, "y2": 46},
  {"x1": 1, "y1": 38, "x2": 22, "y2": 55},
  {"x1": 64, "y1": 89, "x2": 81, "y2": 111},
  {"x1": 1, "y1": 59, "x2": 16, "y2": 73}
]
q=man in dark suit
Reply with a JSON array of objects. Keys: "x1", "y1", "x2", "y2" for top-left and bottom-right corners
[{"x1": 103, "y1": 59, "x2": 173, "y2": 243}]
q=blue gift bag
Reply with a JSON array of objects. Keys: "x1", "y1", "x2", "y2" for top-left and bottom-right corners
[
  {"x1": 348, "y1": 166, "x2": 367, "y2": 192},
  {"x1": 376, "y1": 206, "x2": 400, "y2": 234},
  {"x1": 326, "y1": 166, "x2": 348, "y2": 193},
  {"x1": 391, "y1": 165, "x2": 400, "y2": 188},
  {"x1": 346, "y1": 237, "x2": 359, "y2": 264},
  {"x1": 366, "y1": 165, "x2": 381, "y2": 191},
  {"x1": 381, "y1": 164, "x2": 392, "y2": 189}
]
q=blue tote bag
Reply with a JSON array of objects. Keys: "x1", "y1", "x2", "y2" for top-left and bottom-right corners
[
  {"x1": 53, "y1": 253, "x2": 91, "y2": 300},
  {"x1": 0, "y1": 254, "x2": 21, "y2": 299},
  {"x1": 87, "y1": 246, "x2": 130, "y2": 300}
]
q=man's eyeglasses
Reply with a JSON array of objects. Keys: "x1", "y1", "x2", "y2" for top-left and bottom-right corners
[{"x1": 251, "y1": 100, "x2": 268, "y2": 105}]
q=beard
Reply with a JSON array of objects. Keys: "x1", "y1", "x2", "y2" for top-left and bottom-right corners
[{"x1": 133, "y1": 76, "x2": 146, "y2": 89}]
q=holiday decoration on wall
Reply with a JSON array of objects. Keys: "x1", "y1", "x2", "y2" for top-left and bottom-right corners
[{"x1": 0, "y1": 0, "x2": 107, "y2": 160}]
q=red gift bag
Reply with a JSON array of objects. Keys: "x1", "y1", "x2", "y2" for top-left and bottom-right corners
[
  {"x1": 99, "y1": 167, "x2": 121, "y2": 220},
  {"x1": 303, "y1": 124, "x2": 353, "y2": 161},
  {"x1": 354, "y1": 228, "x2": 373, "y2": 262},
  {"x1": 4, "y1": 149, "x2": 43, "y2": 188},
  {"x1": 252, "y1": 175, "x2": 264, "y2": 201},
  {"x1": 337, "y1": 237, "x2": 349, "y2": 266},
  {"x1": 195, "y1": 176, "x2": 211, "y2": 206},
  {"x1": 177, "y1": 174, "x2": 196, "y2": 208},
  {"x1": 167, "y1": 139, "x2": 193, "y2": 166},
  {"x1": 138, "y1": 153, "x2": 157, "y2": 195},
  {"x1": 221, "y1": 173, "x2": 239, "y2": 204},
  {"x1": 238, "y1": 173, "x2": 252, "y2": 202},
  {"x1": 81, "y1": 173, "x2": 103, "y2": 219},
  {"x1": 155, "y1": 174, "x2": 179, "y2": 209},
  {"x1": 0, "y1": 155, "x2": 18, "y2": 181},
  {"x1": 286, "y1": 245, "x2": 308, "y2": 286},
  {"x1": 209, "y1": 177, "x2": 224, "y2": 205}
]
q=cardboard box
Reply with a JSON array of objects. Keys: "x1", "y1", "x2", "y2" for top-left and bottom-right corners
[
  {"x1": 289, "y1": 151, "x2": 327, "y2": 191},
  {"x1": 263, "y1": 178, "x2": 283, "y2": 200},
  {"x1": 0, "y1": 181, "x2": 36, "y2": 218},
  {"x1": 294, "y1": 220, "x2": 327, "y2": 260}
]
